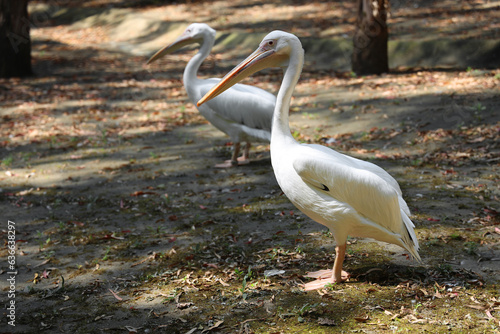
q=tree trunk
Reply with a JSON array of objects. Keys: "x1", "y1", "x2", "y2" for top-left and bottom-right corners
[
  {"x1": 0, "y1": 0, "x2": 32, "y2": 78},
  {"x1": 352, "y1": 0, "x2": 388, "y2": 75}
]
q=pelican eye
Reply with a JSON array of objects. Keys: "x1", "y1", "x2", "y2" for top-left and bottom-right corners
[{"x1": 268, "y1": 40, "x2": 274, "y2": 46}]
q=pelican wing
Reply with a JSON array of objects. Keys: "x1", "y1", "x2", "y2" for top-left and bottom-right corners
[
  {"x1": 300, "y1": 144, "x2": 410, "y2": 216},
  {"x1": 201, "y1": 78, "x2": 275, "y2": 132},
  {"x1": 292, "y1": 147, "x2": 403, "y2": 234}
]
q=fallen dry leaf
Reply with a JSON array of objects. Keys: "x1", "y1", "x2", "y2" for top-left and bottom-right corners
[
  {"x1": 201, "y1": 320, "x2": 223, "y2": 333},
  {"x1": 177, "y1": 302, "x2": 193, "y2": 309},
  {"x1": 108, "y1": 288, "x2": 123, "y2": 301},
  {"x1": 354, "y1": 314, "x2": 370, "y2": 323}
]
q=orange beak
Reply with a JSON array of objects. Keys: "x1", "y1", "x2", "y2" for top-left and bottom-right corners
[
  {"x1": 197, "y1": 46, "x2": 282, "y2": 106},
  {"x1": 147, "y1": 34, "x2": 202, "y2": 65}
]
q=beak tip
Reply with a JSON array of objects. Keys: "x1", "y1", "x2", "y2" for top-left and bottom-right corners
[{"x1": 146, "y1": 57, "x2": 154, "y2": 65}]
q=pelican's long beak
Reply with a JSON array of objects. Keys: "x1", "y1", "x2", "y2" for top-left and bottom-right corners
[
  {"x1": 197, "y1": 46, "x2": 283, "y2": 106},
  {"x1": 147, "y1": 35, "x2": 202, "y2": 65}
]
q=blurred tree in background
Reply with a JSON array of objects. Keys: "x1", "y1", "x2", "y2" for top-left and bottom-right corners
[
  {"x1": 0, "y1": 0, "x2": 32, "y2": 78},
  {"x1": 352, "y1": 0, "x2": 389, "y2": 75}
]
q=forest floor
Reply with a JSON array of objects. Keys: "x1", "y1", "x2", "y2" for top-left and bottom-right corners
[{"x1": 1, "y1": 0, "x2": 500, "y2": 333}]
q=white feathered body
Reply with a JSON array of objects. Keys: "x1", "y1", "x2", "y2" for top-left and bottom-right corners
[
  {"x1": 150, "y1": 23, "x2": 275, "y2": 146},
  {"x1": 186, "y1": 77, "x2": 275, "y2": 143},
  {"x1": 271, "y1": 138, "x2": 420, "y2": 260}
]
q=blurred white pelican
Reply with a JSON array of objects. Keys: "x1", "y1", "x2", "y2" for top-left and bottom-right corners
[
  {"x1": 147, "y1": 23, "x2": 275, "y2": 168},
  {"x1": 198, "y1": 31, "x2": 420, "y2": 290}
]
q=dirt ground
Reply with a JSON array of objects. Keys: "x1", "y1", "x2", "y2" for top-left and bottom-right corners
[{"x1": 1, "y1": 0, "x2": 500, "y2": 333}]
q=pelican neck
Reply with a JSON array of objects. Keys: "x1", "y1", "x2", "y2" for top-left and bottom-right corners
[
  {"x1": 183, "y1": 36, "x2": 214, "y2": 90},
  {"x1": 271, "y1": 45, "x2": 305, "y2": 145}
]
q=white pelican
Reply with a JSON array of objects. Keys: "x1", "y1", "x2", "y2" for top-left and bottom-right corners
[
  {"x1": 147, "y1": 23, "x2": 275, "y2": 168},
  {"x1": 197, "y1": 31, "x2": 421, "y2": 290}
]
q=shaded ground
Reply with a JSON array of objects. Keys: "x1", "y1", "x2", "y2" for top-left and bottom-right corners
[{"x1": 1, "y1": 0, "x2": 500, "y2": 333}]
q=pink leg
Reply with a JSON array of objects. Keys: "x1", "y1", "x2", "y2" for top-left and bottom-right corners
[
  {"x1": 216, "y1": 142, "x2": 252, "y2": 168},
  {"x1": 333, "y1": 243, "x2": 347, "y2": 282},
  {"x1": 236, "y1": 142, "x2": 251, "y2": 165},
  {"x1": 215, "y1": 142, "x2": 241, "y2": 168},
  {"x1": 302, "y1": 244, "x2": 350, "y2": 291}
]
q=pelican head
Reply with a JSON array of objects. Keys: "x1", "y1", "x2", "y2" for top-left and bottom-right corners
[
  {"x1": 197, "y1": 30, "x2": 301, "y2": 106},
  {"x1": 147, "y1": 23, "x2": 216, "y2": 64}
]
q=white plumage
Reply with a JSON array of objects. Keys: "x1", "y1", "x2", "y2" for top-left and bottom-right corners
[
  {"x1": 198, "y1": 30, "x2": 420, "y2": 290},
  {"x1": 148, "y1": 23, "x2": 275, "y2": 167}
]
